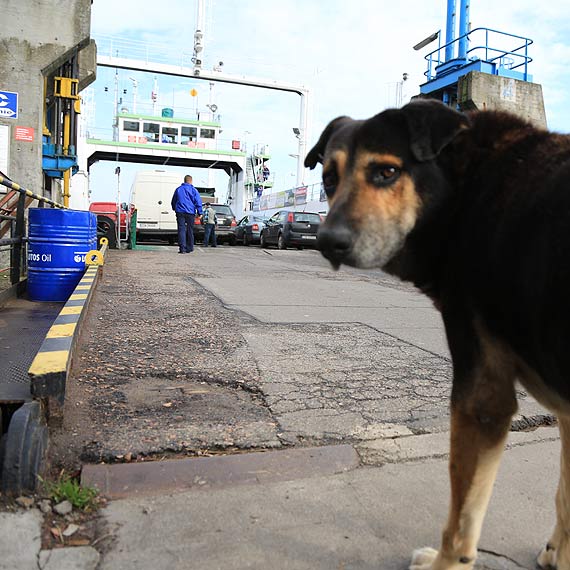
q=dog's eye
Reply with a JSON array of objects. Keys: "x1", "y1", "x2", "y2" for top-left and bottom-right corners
[
  {"x1": 322, "y1": 171, "x2": 338, "y2": 197},
  {"x1": 367, "y1": 165, "x2": 401, "y2": 188}
]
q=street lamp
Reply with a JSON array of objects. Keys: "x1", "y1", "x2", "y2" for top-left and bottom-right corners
[
  {"x1": 291, "y1": 128, "x2": 304, "y2": 187},
  {"x1": 413, "y1": 31, "x2": 440, "y2": 51}
]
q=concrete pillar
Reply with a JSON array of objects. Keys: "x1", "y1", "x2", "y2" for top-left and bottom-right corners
[
  {"x1": 458, "y1": 71, "x2": 547, "y2": 128},
  {"x1": 0, "y1": 0, "x2": 95, "y2": 195}
]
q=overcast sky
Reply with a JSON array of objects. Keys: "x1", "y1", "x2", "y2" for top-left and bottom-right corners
[{"x1": 88, "y1": 0, "x2": 570, "y2": 204}]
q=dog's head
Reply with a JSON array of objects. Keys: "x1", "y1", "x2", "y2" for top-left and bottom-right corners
[{"x1": 305, "y1": 99, "x2": 469, "y2": 270}]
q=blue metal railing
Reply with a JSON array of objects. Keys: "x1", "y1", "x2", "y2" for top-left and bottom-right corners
[{"x1": 424, "y1": 27, "x2": 533, "y2": 82}]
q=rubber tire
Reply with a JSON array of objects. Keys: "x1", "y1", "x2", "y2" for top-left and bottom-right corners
[
  {"x1": 277, "y1": 233, "x2": 287, "y2": 250},
  {"x1": 244, "y1": 233, "x2": 251, "y2": 246},
  {"x1": 1, "y1": 402, "x2": 48, "y2": 495},
  {"x1": 229, "y1": 236, "x2": 237, "y2": 246},
  {"x1": 96, "y1": 215, "x2": 117, "y2": 249},
  {"x1": 260, "y1": 231, "x2": 268, "y2": 248}
]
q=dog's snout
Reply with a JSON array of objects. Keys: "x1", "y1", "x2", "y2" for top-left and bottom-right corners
[{"x1": 317, "y1": 225, "x2": 353, "y2": 266}]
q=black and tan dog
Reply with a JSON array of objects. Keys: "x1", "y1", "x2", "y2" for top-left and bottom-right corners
[{"x1": 305, "y1": 99, "x2": 570, "y2": 570}]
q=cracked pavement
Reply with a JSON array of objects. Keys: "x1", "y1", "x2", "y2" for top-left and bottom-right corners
[{"x1": 50, "y1": 245, "x2": 551, "y2": 466}]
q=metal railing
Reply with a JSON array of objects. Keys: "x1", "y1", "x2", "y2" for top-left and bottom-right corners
[
  {"x1": 95, "y1": 34, "x2": 195, "y2": 69},
  {"x1": 424, "y1": 27, "x2": 533, "y2": 82},
  {"x1": 0, "y1": 175, "x2": 64, "y2": 287}
]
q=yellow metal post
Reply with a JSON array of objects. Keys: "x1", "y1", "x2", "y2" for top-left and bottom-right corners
[{"x1": 62, "y1": 111, "x2": 71, "y2": 208}]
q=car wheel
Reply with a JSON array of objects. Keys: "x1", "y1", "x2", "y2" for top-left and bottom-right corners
[
  {"x1": 260, "y1": 231, "x2": 268, "y2": 248},
  {"x1": 277, "y1": 233, "x2": 287, "y2": 250},
  {"x1": 229, "y1": 236, "x2": 237, "y2": 246},
  {"x1": 244, "y1": 233, "x2": 251, "y2": 246}
]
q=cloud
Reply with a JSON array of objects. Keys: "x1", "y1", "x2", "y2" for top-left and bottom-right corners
[{"x1": 89, "y1": 0, "x2": 570, "y2": 205}]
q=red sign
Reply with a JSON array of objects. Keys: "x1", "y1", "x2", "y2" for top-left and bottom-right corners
[
  {"x1": 231, "y1": 139, "x2": 241, "y2": 150},
  {"x1": 15, "y1": 126, "x2": 34, "y2": 142}
]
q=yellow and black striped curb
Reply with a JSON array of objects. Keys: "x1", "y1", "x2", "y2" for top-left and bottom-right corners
[{"x1": 28, "y1": 243, "x2": 105, "y2": 403}]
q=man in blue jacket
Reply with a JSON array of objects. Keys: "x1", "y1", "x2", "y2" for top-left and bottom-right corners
[{"x1": 171, "y1": 175, "x2": 203, "y2": 253}]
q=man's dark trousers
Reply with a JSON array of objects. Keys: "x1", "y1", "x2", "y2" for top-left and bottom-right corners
[{"x1": 176, "y1": 212, "x2": 195, "y2": 252}]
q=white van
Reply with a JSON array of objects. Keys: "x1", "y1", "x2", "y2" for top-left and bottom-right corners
[{"x1": 130, "y1": 171, "x2": 181, "y2": 243}]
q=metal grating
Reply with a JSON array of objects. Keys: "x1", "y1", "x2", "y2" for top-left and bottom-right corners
[{"x1": 0, "y1": 298, "x2": 63, "y2": 403}]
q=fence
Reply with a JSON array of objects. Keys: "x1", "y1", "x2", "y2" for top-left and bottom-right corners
[{"x1": 0, "y1": 175, "x2": 64, "y2": 293}]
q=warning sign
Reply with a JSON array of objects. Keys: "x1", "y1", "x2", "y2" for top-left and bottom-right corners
[{"x1": 15, "y1": 126, "x2": 34, "y2": 142}]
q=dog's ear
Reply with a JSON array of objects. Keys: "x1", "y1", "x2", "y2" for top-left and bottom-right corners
[
  {"x1": 304, "y1": 116, "x2": 354, "y2": 169},
  {"x1": 402, "y1": 100, "x2": 469, "y2": 162}
]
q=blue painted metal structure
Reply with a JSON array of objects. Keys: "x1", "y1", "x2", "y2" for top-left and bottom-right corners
[
  {"x1": 42, "y1": 138, "x2": 78, "y2": 178},
  {"x1": 420, "y1": 0, "x2": 533, "y2": 103}
]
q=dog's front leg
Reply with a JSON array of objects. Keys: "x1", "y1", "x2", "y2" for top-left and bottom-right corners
[
  {"x1": 410, "y1": 394, "x2": 516, "y2": 570},
  {"x1": 537, "y1": 414, "x2": 570, "y2": 570}
]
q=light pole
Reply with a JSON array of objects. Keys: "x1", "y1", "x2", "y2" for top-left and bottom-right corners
[
  {"x1": 129, "y1": 77, "x2": 138, "y2": 113},
  {"x1": 115, "y1": 166, "x2": 121, "y2": 245},
  {"x1": 292, "y1": 128, "x2": 305, "y2": 187}
]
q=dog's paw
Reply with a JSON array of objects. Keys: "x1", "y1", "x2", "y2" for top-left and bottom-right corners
[
  {"x1": 537, "y1": 542, "x2": 557, "y2": 569},
  {"x1": 409, "y1": 547, "x2": 439, "y2": 570}
]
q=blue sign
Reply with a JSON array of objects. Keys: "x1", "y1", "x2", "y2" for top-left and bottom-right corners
[{"x1": 0, "y1": 91, "x2": 18, "y2": 119}]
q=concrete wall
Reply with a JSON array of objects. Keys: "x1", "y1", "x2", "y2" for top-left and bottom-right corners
[
  {"x1": 458, "y1": 71, "x2": 547, "y2": 128},
  {"x1": 0, "y1": 0, "x2": 95, "y2": 195}
]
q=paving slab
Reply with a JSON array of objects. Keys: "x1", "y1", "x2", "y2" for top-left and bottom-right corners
[
  {"x1": 39, "y1": 546, "x2": 100, "y2": 570},
  {"x1": 0, "y1": 509, "x2": 43, "y2": 570},
  {"x1": 97, "y1": 435, "x2": 560, "y2": 570}
]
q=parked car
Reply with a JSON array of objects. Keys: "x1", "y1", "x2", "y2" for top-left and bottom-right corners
[
  {"x1": 259, "y1": 210, "x2": 321, "y2": 249},
  {"x1": 194, "y1": 203, "x2": 237, "y2": 245},
  {"x1": 234, "y1": 214, "x2": 267, "y2": 246}
]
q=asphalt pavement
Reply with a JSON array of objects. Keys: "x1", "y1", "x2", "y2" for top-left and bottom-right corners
[{"x1": 1, "y1": 245, "x2": 560, "y2": 569}]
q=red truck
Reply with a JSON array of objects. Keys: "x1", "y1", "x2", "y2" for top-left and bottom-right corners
[{"x1": 89, "y1": 202, "x2": 134, "y2": 249}]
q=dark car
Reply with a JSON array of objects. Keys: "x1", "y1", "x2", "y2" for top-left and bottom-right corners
[
  {"x1": 259, "y1": 210, "x2": 321, "y2": 249},
  {"x1": 194, "y1": 204, "x2": 237, "y2": 245},
  {"x1": 234, "y1": 215, "x2": 267, "y2": 246}
]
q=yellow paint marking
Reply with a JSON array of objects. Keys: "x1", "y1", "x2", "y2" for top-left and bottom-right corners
[
  {"x1": 69, "y1": 294, "x2": 88, "y2": 300},
  {"x1": 75, "y1": 285, "x2": 91, "y2": 290},
  {"x1": 29, "y1": 350, "x2": 69, "y2": 375},
  {"x1": 47, "y1": 323, "x2": 77, "y2": 338},
  {"x1": 60, "y1": 306, "x2": 82, "y2": 315}
]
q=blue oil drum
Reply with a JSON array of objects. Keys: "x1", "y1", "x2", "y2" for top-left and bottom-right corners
[
  {"x1": 161, "y1": 107, "x2": 174, "y2": 118},
  {"x1": 27, "y1": 208, "x2": 92, "y2": 302},
  {"x1": 89, "y1": 211, "x2": 97, "y2": 250}
]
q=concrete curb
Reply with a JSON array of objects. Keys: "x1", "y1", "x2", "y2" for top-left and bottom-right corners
[{"x1": 28, "y1": 259, "x2": 102, "y2": 405}]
